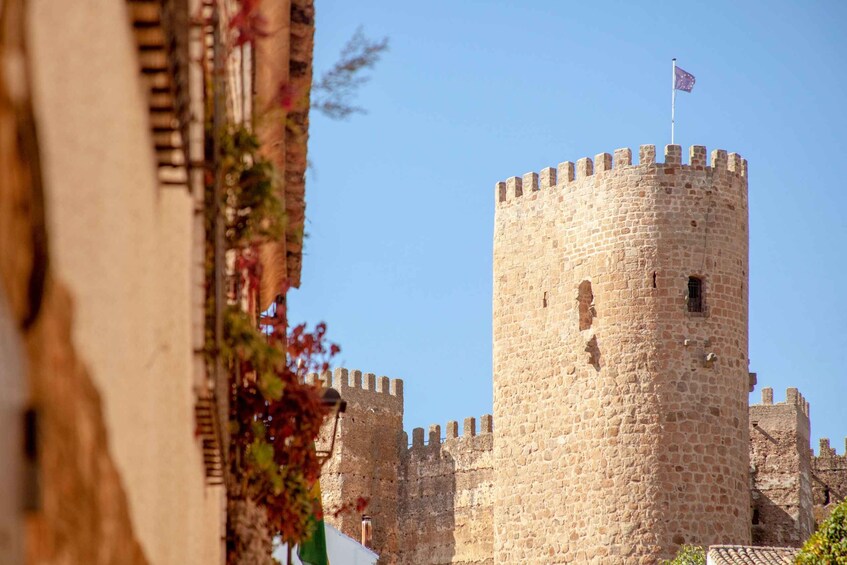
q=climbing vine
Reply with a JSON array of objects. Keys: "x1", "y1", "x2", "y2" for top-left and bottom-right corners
[
  {"x1": 206, "y1": 0, "x2": 387, "y2": 556},
  {"x1": 204, "y1": 122, "x2": 339, "y2": 548}
]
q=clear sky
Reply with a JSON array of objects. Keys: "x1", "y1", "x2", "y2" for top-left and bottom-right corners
[{"x1": 290, "y1": 1, "x2": 847, "y2": 452}]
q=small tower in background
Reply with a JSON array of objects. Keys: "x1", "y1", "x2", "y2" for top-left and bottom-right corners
[{"x1": 749, "y1": 387, "x2": 814, "y2": 547}]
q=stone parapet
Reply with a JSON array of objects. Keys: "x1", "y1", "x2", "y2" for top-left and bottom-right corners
[{"x1": 495, "y1": 144, "x2": 747, "y2": 205}]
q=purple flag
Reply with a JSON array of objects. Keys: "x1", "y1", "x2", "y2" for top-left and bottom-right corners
[{"x1": 674, "y1": 65, "x2": 695, "y2": 92}]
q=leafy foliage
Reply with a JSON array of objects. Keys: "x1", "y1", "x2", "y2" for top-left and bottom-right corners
[
  {"x1": 312, "y1": 27, "x2": 389, "y2": 120},
  {"x1": 224, "y1": 306, "x2": 336, "y2": 544},
  {"x1": 662, "y1": 545, "x2": 706, "y2": 565},
  {"x1": 207, "y1": 124, "x2": 339, "y2": 547},
  {"x1": 797, "y1": 499, "x2": 847, "y2": 564},
  {"x1": 219, "y1": 126, "x2": 284, "y2": 248},
  {"x1": 213, "y1": 2, "x2": 385, "y2": 555}
]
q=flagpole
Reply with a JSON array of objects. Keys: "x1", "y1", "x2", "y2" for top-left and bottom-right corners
[{"x1": 671, "y1": 58, "x2": 677, "y2": 144}]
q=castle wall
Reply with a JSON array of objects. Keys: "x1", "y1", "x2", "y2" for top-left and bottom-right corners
[
  {"x1": 812, "y1": 437, "x2": 847, "y2": 524},
  {"x1": 749, "y1": 387, "x2": 813, "y2": 547},
  {"x1": 492, "y1": 145, "x2": 751, "y2": 563},
  {"x1": 318, "y1": 369, "x2": 405, "y2": 563},
  {"x1": 398, "y1": 416, "x2": 494, "y2": 565}
]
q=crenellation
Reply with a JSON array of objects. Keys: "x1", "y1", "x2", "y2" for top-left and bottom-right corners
[
  {"x1": 428, "y1": 424, "x2": 441, "y2": 446},
  {"x1": 711, "y1": 148, "x2": 728, "y2": 170},
  {"x1": 495, "y1": 144, "x2": 746, "y2": 207},
  {"x1": 576, "y1": 156, "x2": 593, "y2": 178},
  {"x1": 412, "y1": 427, "x2": 425, "y2": 448},
  {"x1": 595, "y1": 152, "x2": 612, "y2": 172},
  {"x1": 558, "y1": 161, "x2": 575, "y2": 184},
  {"x1": 762, "y1": 387, "x2": 774, "y2": 405},
  {"x1": 446, "y1": 420, "x2": 458, "y2": 439},
  {"x1": 820, "y1": 438, "x2": 833, "y2": 457},
  {"x1": 690, "y1": 145, "x2": 707, "y2": 168},
  {"x1": 539, "y1": 166, "x2": 556, "y2": 189},
  {"x1": 664, "y1": 144, "x2": 681, "y2": 165},
  {"x1": 506, "y1": 176, "x2": 522, "y2": 200},
  {"x1": 728, "y1": 152, "x2": 743, "y2": 174},
  {"x1": 318, "y1": 367, "x2": 405, "y2": 400},
  {"x1": 390, "y1": 378, "x2": 403, "y2": 398},
  {"x1": 350, "y1": 368, "x2": 362, "y2": 388},
  {"x1": 495, "y1": 181, "x2": 506, "y2": 204},
  {"x1": 522, "y1": 171, "x2": 539, "y2": 192},
  {"x1": 480, "y1": 414, "x2": 493, "y2": 434},
  {"x1": 364, "y1": 371, "x2": 376, "y2": 390},
  {"x1": 464, "y1": 416, "x2": 476, "y2": 437},
  {"x1": 331, "y1": 367, "x2": 348, "y2": 390},
  {"x1": 639, "y1": 143, "x2": 656, "y2": 164}
]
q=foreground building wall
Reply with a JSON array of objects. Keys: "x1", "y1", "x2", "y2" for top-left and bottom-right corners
[{"x1": 8, "y1": 0, "x2": 225, "y2": 563}]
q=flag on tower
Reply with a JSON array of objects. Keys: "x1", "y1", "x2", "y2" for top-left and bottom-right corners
[{"x1": 674, "y1": 65, "x2": 696, "y2": 92}]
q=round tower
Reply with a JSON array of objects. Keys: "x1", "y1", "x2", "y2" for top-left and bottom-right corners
[{"x1": 492, "y1": 145, "x2": 750, "y2": 563}]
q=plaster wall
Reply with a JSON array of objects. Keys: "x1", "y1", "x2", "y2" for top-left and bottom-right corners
[
  {"x1": 0, "y1": 290, "x2": 25, "y2": 565},
  {"x1": 26, "y1": 1, "x2": 222, "y2": 563}
]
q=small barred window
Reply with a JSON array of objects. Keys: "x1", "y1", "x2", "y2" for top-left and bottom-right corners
[{"x1": 687, "y1": 277, "x2": 703, "y2": 313}]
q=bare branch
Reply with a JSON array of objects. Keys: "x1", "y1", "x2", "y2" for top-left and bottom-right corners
[{"x1": 312, "y1": 27, "x2": 388, "y2": 120}]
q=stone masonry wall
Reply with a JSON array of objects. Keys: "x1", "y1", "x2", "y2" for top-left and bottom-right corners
[
  {"x1": 749, "y1": 387, "x2": 813, "y2": 547},
  {"x1": 317, "y1": 368, "x2": 405, "y2": 563},
  {"x1": 398, "y1": 416, "x2": 494, "y2": 565},
  {"x1": 812, "y1": 437, "x2": 847, "y2": 525},
  {"x1": 318, "y1": 368, "x2": 495, "y2": 565},
  {"x1": 492, "y1": 145, "x2": 751, "y2": 563}
]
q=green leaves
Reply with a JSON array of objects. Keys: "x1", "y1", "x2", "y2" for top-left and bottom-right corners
[
  {"x1": 662, "y1": 545, "x2": 705, "y2": 565},
  {"x1": 219, "y1": 125, "x2": 285, "y2": 247},
  {"x1": 798, "y1": 500, "x2": 847, "y2": 564}
]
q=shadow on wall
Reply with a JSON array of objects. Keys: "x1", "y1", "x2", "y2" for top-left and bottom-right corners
[
  {"x1": 751, "y1": 493, "x2": 802, "y2": 548},
  {"x1": 398, "y1": 426, "x2": 458, "y2": 565}
]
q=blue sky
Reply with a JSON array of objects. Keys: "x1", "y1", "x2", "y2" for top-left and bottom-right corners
[{"x1": 290, "y1": 1, "x2": 847, "y2": 451}]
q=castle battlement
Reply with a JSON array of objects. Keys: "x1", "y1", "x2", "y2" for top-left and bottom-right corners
[
  {"x1": 495, "y1": 144, "x2": 747, "y2": 205},
  {"x1": 306, "y1": 367, "x2": 403, "y2": 399},
  {"x1": 408, "y1": 414, "x2": 494, "y2": 450},
  {"x1": 752, "y1": 386, "x2": 810, "y2": 417},
  {"x1": 816, "y1": 438, "x2": 847, "y2": 460}
]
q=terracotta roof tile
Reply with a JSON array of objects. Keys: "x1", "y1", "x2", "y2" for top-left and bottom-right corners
[{"x1": 708, "y1": 545, "x2": 799, "y2": 565}]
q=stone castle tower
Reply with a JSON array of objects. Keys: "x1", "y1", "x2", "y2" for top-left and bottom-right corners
[
  {"x1": 317, "y1": 143, "x2": 844, "y2": 565},
  {"x1": 491, "y1": 144, "x2": 751, "y2": 562}
]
